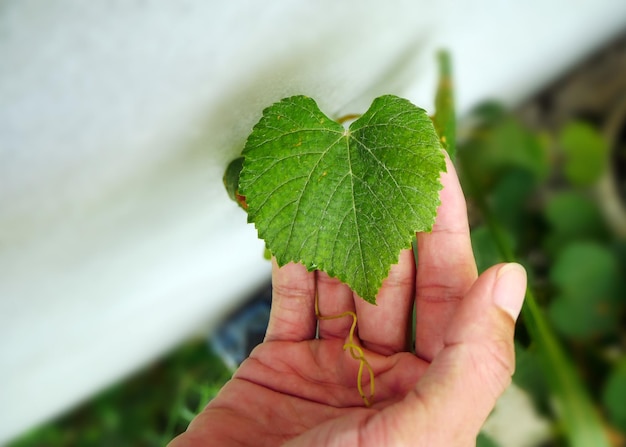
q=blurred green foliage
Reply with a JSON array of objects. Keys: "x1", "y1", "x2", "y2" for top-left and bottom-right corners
[
  {"x1": 9, "y1": 340, "x2": 231, "y2": 447},
  {"x1": 603, "y1": 359, "x2": 626, "y2": 434},
  {"x1": 559, "y1": 121, "x2": 609, "y2": 186},
  {"x1": 549, "y1": 242, "x2": 622, "y2": 339},
  {"x1": 477, "y1": 432, "x2": 501, "y2": 447},
  {"x1": 459, "y1": 102, "x2": 626, "y2": 446}
]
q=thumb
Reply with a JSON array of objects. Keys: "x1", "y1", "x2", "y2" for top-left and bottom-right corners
[
  {"x1": 422, "y1": 263, "x2": 526, "y2": 442},
  {"x1": 380, "y1": 263, "x2": 526, "y2": 446}
]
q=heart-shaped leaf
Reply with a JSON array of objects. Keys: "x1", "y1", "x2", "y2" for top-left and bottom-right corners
[{"x1": 239, "y1": 95, "x2": 445, "y2": 303}]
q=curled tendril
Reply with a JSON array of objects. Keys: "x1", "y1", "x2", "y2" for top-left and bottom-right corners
[{"x1": 314, "y1": 291, "x2": 375, "y2": 407}]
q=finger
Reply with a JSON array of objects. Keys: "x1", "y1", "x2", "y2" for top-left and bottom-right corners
[
  {"x1": 416, "y1": 263, "x2": 526, "y2": 441},
  {"x1": 353, "y1": 249, "x2": 416, "y2": 355},
  {"x1": 370, "y1": 263, "x2": 526, "y2": 445},
  {"x1": 316, "y1": 271, "x2": 357, "y2": 340},
  {"x1": 415, "y1": 154, "x2": 477, "y2": 361},
  {"x1": 264, "y1": 260, "x2": 317, "y2": 342}
]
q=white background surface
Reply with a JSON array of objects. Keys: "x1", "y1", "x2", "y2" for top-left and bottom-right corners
[{"x1": 1, "y1": 1, "x2": 625, "y2": 444}]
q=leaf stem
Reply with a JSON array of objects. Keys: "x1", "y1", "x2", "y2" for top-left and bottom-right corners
[{"x1": 336, "y1": 113, "x2": 362, "y2": 124}]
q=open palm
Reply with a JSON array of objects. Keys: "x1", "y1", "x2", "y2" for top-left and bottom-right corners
[{"x1": 169, "y1": 157, "x2": 526, "y2": 446}]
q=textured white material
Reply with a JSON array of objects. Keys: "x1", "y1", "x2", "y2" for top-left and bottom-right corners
[{"x1": 1, "y1": 1, "x2": 625, "y2": 444}]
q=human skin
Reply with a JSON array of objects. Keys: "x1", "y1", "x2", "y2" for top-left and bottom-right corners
[{"x1": 169, "y1": 155, "x2": 527, "y2": 446}]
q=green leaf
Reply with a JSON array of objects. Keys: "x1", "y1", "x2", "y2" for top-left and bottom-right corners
[
  {"x1": 545, "y1": 192, "x2": 605, "y2": 236},
  {"x1": 603, "y1": 359, "x2": 626, "y2": 433},
  {"x1": 240, "y1": 95, "x2": 445, "y2": 303},
  {"x1": 550, "y1": 242, "x2": 619, "y2": 299},
  {"x1": 491, "y1": 169, "x2": 536, "y2": 238},
  {"x1": 544, "y1": 192, "x2": 608, "y2": 255},
  {"x1": 223, "y1": 157, "x2": 247, "y2": 210},
  {"x1": 476, "y1": 432, "x2": 500, "y2": 447},
  {"x1": 471, "y1": 225, "x2": 510, "y2": 274},
  {"x1": 513, "y1": 343, "x2": 550, "y2": 415},
  {"x1": 488, "y1": 117, "x2": 549, "y2": 180},
  {"x1": 521, "y1": 292, "x2": 612, "y2": 447},
  {"x1": 559, "y1": 121, "x2": 608, "y2": 186},
  {"x1": 548, "y1": 242, "x2": 620, "y2": 339},
  {"x1": 457, "y1": 109, "x2": 548, "y2": 199},
  {"x1": 470, "y1": 101, "x2": 508, "y2": 124}
]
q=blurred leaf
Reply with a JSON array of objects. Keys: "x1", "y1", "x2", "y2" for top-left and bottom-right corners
[
  {"x1": 471, "y1": 225, "x2": 507, "y2": 273},
  {"x1": 491, "y1": 169, "x2": 537, "y2": 238},
  {"x1": 469, "y1": 101, "x2": 508, "y2": 124},
  {"x1": 521, "y1": 293, "x2": 612, "y2": 447},
  {"x1": 488, "y1": 117, "x2": 549, "y2": 180},
  {"x1": 458, "y1": 110, "x2": 548, "y2": 200},
  {"x1": 471, "y1": 226, "x2": 501, "y2": 274},
  {"x1": 559, "y1": 121, "x2": 608, "y2": 186},
  {"x1": 476, "y1": 432, "x2": 500, "y2": 447},
  {"x1": 603, "y1": 359, "x2": 626, "y2": 433},
  {"x1": 545, "y1": 192, "x2": 605, "y2": 237},
  {"x1": 544, "y1": 192, "x2": 608, "y2": 255},
  {"x1": 548, "y1": 242, "x2": 620, "y2": 339},
  {"x1": 223, "y1": 157, "x2": 244, "y2": 201},
  {"x1": 550, "y1": 242, "x2": 619, "y2": 299},
  {"x1": 548, "y1": 294, "x2": 618, "y2": 340},
  {"x1": 223, "y1": 157, "x2": 247, "y2": 209},
  {"x1": 460, "y1": 150, "x2": 613, "y2": 447},
  {"x1": 513, "y1": 343, "x2": 551, "y2": 415}
]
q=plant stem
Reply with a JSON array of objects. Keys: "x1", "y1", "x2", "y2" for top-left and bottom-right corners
[{"x1": 433, "y1": 50, "x2": 456, "y2": 161}]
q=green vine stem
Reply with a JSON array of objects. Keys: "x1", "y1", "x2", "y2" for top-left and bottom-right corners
[{"x1": 433, "y1": 50, "x2": 456, "y2": 161}]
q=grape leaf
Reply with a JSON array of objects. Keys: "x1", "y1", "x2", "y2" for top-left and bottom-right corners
[{"x1": 239, "y1": 95, "x2": 445, "y2": 303}]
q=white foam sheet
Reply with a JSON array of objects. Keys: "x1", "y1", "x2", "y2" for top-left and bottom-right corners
[{"x1": 1, "y1": 1, "x2": 625, "y2": 443}]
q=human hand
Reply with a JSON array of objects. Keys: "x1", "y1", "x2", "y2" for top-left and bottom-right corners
[{"x1": 169, "y1": 155, "x2": 527, "y2": 446}]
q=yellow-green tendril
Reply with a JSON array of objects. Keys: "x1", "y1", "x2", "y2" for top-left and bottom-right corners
[{"x1": 315, "y1": 292, "x2": 375, "y2": 407}]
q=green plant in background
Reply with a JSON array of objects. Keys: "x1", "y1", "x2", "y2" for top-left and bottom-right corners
[
  {"x1": 559, "y1": 121, "x2": 609, "y2": 187},
  {"x1": 458, "y1": 100, "x2": 626, "y2": 446},
  {"x1": 9, "y1": 340, "x2": 231, "y2": 447}
]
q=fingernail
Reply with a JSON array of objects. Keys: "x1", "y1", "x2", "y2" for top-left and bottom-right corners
[{"x1": 493, "y1": 263, "x2": 527, "y2": 321}]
